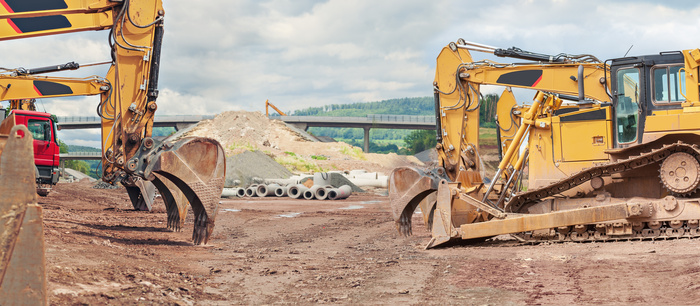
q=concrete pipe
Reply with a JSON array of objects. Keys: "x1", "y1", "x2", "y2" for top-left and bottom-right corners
[
  {"x1": 256, "y1": 184, "x2": 280, "y2": 197},
  {"x1": 221, "y1": 188, "x2": 239, "y2": 198},
  {"x1": 245, "y1": 185, "x2": 258, "y2": 197},
  {"x1": 328, "y1": 185, "x2": 352, "y2": 200},
  {"x1": 288, "y1": 184, "x2": 309, "y2": 199},
  {"x1": 313, "y1": 172, "x2": 332, "y2": 186},
  {"x1": 348, "y1": 169, "x2": 367, "y2": 177},
  {"x1": 314, "y1": 186, "x2": 330, "y2": 200},
  {"x1": 236, "y1": 188, "x2": 247, "y2": 197},
  {"x1": 351, "y1": 172, "x2": 379, "y2": 180},
  {"x1": 275, "y1": 186, "x2": 288, "y2": 197},
  {"x1": 349, "y1": 176, "x2": 389, "y2": 188},
  {"x1": 304, "y1": 185, "x2": 323, "y2": 200}
]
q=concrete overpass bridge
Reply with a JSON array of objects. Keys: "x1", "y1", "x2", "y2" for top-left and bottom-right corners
[
  {"x1": 56, "y1": 115, "x2": 216, "y2": 130},
  {"x1": 280, "y1": 114, "x2": 436, "y2": 152},
  {"x1": 57, "y1": 114, "x2": 438, "y2": 153}
]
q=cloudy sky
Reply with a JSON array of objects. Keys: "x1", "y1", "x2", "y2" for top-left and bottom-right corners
[{"x1": 3, "y1": 0, "x2": 700, "y2": 147}]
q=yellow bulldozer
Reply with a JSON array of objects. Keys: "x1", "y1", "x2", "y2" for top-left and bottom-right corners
[{"x1": 391, "y1": 39, "x2": 700, "y2": 248}]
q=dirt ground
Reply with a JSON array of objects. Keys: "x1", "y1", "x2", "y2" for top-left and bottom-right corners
[{"x1": 39, "y1": 180, "x2": 700, "y2": 305}]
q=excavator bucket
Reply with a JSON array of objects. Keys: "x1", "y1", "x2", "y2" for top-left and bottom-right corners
[
  {"x1": 152, "y1": 173, "x2": 189, "y2": 232},
  {"x1": 389, "y1": 167, "x2": 441, "y2": 236},
  {"x1": 0, "y1": 125, "x2": 47, "y2": 304},
  {"x1": 142, "y1": 137, "x2": 226, "y2": 245},
  {"x1": 123, "y1": 177, "x2": 157, "y2": 211}
]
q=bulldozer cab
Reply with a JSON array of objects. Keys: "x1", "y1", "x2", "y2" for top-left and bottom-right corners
[{"x1": 609, "y1": 52, "x2": 686, "y2": 148}]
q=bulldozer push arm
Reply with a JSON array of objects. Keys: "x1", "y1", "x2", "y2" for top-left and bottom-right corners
[
  {"x1": 391, "y1": 38, "x2": 700, "y2": 248},
  {"x1": 0, "y1": 0, "x2": 226, "y2": 245}
]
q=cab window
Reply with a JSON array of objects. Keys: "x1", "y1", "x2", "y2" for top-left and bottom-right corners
[
  {"x1": 653, "y1": 65, "x2": 686, "y2": 103},
  {"x1": 27, "y1": 119, "x2": 49, "y2": 141},
  {"x1": 616, "y1": 68, "x2": 640, "y2": 144}
]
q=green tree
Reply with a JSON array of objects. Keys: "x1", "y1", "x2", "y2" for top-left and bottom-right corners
[
  {"x1": 479, "y1": 93, "x2": 499, "y2": 128},
  {"x1": 58, "y1": 140, "x2": 95, "y2": 176},
  {"x1": 403, "y1": 130, "x2": 437, "y2": 154}
]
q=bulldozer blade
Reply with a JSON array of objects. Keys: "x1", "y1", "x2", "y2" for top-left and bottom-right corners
[
  {"x1": 0, "y1": 125, "x2": 47, "y2": 304},
  {"x1": 143, "y1": 137, "x2": 225, "y2": 245},
  {"x1": 152, "y1": 173, "x2": 189, "y2": 232},
  {"x1": 124, "y1": 177, "x2": 157, "y2": 211},
  {"x1": 389, "y1": 167, "x2": 441, "y2": 237}
]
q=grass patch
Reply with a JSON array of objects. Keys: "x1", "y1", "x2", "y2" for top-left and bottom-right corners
[
  {"x1": 311, "y1": 155, "x2": 328, "y2": 160},
  {"x1": 275, "y1": 155, "x2": 323, "y2": 173},
  {"x1": 479, "y1": 127, "x2": 498, "y2": 146},
  {"x1": 228, "y1": 141, "x2": 256, "y2": 152},
  {"x1": 339, "y1": 146, "x2": 366, "y2": 160}
]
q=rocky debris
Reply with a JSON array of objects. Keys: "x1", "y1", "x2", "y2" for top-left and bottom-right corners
[
  {"x1": 93, "y1": 181, "x2": 119, "y2": 189},
  {"x1": 414, "y1": 148, "x2": 438, "y2": 164}
]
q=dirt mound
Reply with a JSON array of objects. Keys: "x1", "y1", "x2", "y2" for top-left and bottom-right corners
[{"x1": 184, "y1": 111, "x2": 422, "y2": 174}]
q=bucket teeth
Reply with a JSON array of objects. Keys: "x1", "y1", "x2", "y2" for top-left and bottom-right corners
[
  {"x1": 145, "y1": 137, "x2": 226, "y2": 245},
  {"x1": 151, "y1": 173, "x2": 189, "y2": 232}
]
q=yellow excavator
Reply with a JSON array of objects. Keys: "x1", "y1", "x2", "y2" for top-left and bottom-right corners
[
  {"x1": 1, "y1": 1, "x2": 225, "y2": 302},
  {"x1": 265, "y1": 99, "x2": 287, "y2": 117},
  {"x1": 391, "y1": 39, "x2": 700, "y2": 248}
]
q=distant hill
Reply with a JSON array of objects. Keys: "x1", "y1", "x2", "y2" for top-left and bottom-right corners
[
  {"x1": 67, "y1": 144, "x2": 100, "y2": 152},
  {"x1": 290, "y1": 97, "x2": 435, "y2": 149}
]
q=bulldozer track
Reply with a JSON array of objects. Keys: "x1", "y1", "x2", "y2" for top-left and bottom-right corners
[
  {"x1": 514, "y1": 220, "x2": 700, "y2": 244},
  {"x1": 505, "y1": 141, "x2": 700, "y2": 213},
  {"x1": 501, "y1": 141, "x2": 700, "y2": 244}
]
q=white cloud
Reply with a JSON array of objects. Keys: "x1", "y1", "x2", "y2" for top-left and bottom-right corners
[{"x1": 3, "y1": 0, "x2": 700, "y2": 145}]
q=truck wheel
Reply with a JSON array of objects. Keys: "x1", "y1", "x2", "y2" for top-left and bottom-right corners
[{"x1": 37, "y1": 189, "x2": 49, "y2": 197}]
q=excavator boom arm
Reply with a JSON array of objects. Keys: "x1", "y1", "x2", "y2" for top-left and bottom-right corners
[
  {"x1": 0, "y1": 75, "x2": 108, "y2": 100},
  {"x1": 0, "y1": 0, "x2": 225, "y2": 246}
]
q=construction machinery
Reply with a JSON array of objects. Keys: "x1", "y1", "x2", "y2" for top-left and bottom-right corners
[
  {"x1": 0, "y1": 0, "x2": 225, "y2": 242},
  {"x1": 4, "y1": 109, "x2": 61, "y2": 196},
  {"x1": 0, "y1": 67, "x2": 161, "y2": 209},
  {"x1": 265, "y1": 99, "x2": 287, "y2": 117},
  {"x1": 0, "y1": 1, "x2": 227, "y2": 302},
  {"x1": 390, "y1": 39, "x2": 700, "y2": 248}
]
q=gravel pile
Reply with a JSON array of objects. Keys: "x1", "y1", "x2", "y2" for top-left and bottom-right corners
[
  {"x1": 329, "y1": 173, "x2": 365, "y2": 192},
  {"x1": 225, "y1": 150, "x2": 293, "y2": 187}
]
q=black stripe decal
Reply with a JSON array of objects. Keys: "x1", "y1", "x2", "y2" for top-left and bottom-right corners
[
  {"x1": 4, "y1": 0, "x2": 67, "y2": 13},
  {"x1": 9, "y1": 15, "x2": 71, "y2": 33},
  {"x1": 559, "y1": 109, "x2": 607, "y2": 122},
  {"x1": 496, "y1": 70, "x2": 543, "y2": 87},
  {"x1": 34, "y1": 80, "x2": 73, "y2": 96}
]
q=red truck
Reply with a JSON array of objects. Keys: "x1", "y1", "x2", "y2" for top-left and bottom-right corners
[{"x1": 3, "y1": 109, "x2": 61, "y2": 196}]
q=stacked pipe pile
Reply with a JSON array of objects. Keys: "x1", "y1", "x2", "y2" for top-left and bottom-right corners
[
  {"x1": 221, "y1": 170, "x2": 388, "y2": 199},
  {"x1": 221, "y1": 183, "x2": 352, "y2": 200}
]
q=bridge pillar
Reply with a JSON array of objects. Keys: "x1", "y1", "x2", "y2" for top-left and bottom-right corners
[{"x1": 363, "y1": 127, "x2": 370, "y2": 153}]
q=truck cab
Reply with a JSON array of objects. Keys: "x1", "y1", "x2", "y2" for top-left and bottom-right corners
[{"x1": 5, "y1": 109, "x2": 61, "y2": 196}]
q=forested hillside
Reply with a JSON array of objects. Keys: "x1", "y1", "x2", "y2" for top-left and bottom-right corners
[
  {"x1": 290, "y1": 94, "x2": 499, "y2": 154},
  {"x1": 292, "y1": 97, "x2": 434, "y2": 117}
]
